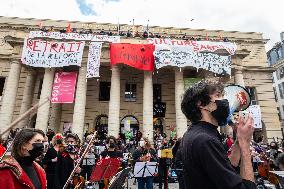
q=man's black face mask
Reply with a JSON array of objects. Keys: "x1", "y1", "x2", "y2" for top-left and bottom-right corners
[{"x1": 211, "y1": 99, "x2": 230, "y2": 126}]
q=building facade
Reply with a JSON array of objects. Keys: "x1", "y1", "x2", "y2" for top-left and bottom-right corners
[
  {"x1": 0, "y1": 16, "x2": 281, "y2": 142},
  {"x1": 268, "y1": 32, "x2": 284, "y2": 130}
]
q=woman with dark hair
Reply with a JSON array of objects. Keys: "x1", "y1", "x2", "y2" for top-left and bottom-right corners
[
  {"x1": 0, "y1": 128, "x2": 46, "y2": 189},
  {"x1": 132, "y1": 137, "x2": 157, "y2": 189},
  {"x1": 54, "y1": 133, "x2": 81, "y2": 189},
  {"x1": 42, "y1": 133, "x2": 64, "y2": 189}
]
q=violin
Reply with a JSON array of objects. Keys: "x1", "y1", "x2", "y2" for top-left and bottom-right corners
[{"x1": 72, "y1": 173, "x2": 85, "y2": 189}]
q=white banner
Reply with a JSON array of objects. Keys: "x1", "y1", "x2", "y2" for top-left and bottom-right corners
[
  {"x1": 154, "y1": 45, "x2": 232, "y2": 75},
  {"x1": 86, "y1": 42, "x2": 103, "y2": 78},
  {"x1": 149, "y1": 39, "x2": 237, "y2": 75},
  {"x1": 21, "y1": 38, "x2": 85, "y2": 67},
  {"x1": 248, "y1": 105, "x2": 262, "y2": 129},
  {"x1": 29, "y1": 31, "x2": 120, "y2": 43},
  {"x1": 148, "y1": 38, "x2": 237, "y2": 55}
]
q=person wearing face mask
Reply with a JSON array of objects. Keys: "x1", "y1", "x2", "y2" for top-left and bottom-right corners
[
  {"x1": 100, "y1": 136, "x2": 123, "y2": 159},
  {"x1": 54, "y1": 133, "x2": 81, "y2": 189},
  {"x1": 42, "y1": 133, "x2": 64, "y2": 189},
  {"x1": 0, "y1": 128, "x2": 46, "y2": 189},
  {"x1": 132, "y1": 137, "x2": 157, "y2": 189},
  {"x1": 180, "y1": 80, "x2": 256, "y2": 189},
  {"x1": 267, "y1": 141, "x2": 282, "y2": 170}
]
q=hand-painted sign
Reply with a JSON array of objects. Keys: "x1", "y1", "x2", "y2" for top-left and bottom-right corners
[
  {"x1": 148, "y1": 38, "x2": 237, "y2": 75},
  {"x1": 21, "y1": 38, "x2": 85, "y2": 67},
  {"x1": 51, "y1": 72, "x2": 78, "y2": 103},
  {"x1": 29, "y1": 31, "x2": 120, "y2": 43},
  {"x1": 110, "y1": 43, "x2": 155, "y2": 71},
  {"x1": 87, "y1": 42, "x2": 103, "y2": 78}
]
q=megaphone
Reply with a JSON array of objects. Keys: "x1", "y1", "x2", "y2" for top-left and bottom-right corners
[{"x1": 224, "y1": 84, "x2": 251, "y2": 125}]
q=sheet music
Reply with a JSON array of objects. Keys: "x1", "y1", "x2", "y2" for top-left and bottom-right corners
[{"x1": 133, "y1": 162, "x2": 158, "y2": 177}]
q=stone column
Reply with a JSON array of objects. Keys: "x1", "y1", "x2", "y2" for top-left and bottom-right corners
[
  {"x1": 108, "y1": 65, "x2": 120, "y2": 138},
  {"x1": 0, "y1": 60, "x2": 21, "y2": 136},
  {"x1": 18, "y1": 69, "x2": 36, "y2": 128},
  {"x1": 143, "y1": 71, "x2": 154, "y2": 143},
  {"x1": 175, "y1": 68, "x2": 188, "y2": 138},
  {"x1": 35, "y1": 68, "x2": 55, "y2": 132},
  {"x1": 72, "y1": 65, "x2": 87, "y2": 140},
  {"x1": 234, "y1": 68, "x2": 245, "y2": 87},
  {"x1": 49, "y1": 103, "x2": 62, "y2": 132}
]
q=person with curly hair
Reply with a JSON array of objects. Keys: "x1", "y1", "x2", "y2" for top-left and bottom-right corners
[{"x1": 180, "y1": 80, "x2": 256, "y2": 189}]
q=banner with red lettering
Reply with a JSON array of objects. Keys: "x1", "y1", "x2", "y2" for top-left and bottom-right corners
[
  {"x1": 21, "y1": 38, "x2": 85, "y2": 67},
  {"x1": 51, "y1": 72, "x2": 78, "y2": 103},
  {"x1": 110, "y1": 43, "x2": 155, "y2": 71},
  {"x1": 148, "y1": 38, "x2": 237, "y2": 75}
]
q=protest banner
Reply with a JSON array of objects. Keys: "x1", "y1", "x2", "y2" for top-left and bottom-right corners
[
  {"x1": 29, "y1": 31, "x2": 120, "y2": 43},
  {"x1": 110, "y1": 43, "x2": 155, "y2": 71},
  {"x1": 21, "y1": 38, "x2": 85, "y2": 67},
  {"x1": 51, "y1": 72, "x2": 78, "y2": 103},
  {"x1": 148, "y1": 38, "x2": 237, "y2": 75},
  {"x1": 86, "y1": 42, "x2": 103, "y2": 78}
]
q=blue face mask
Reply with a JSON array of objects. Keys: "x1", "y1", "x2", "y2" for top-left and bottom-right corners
[{"x1": 211, "y1": 99, "x2": 230, "y2": 126}]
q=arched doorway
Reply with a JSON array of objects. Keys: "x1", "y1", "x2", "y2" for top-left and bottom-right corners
[
  {"x1": 94, "y1": 114, "x2": 108, "y2": 140},
  {"x1": 120, "y1": 115, "x2": 139, "y2": 141}
]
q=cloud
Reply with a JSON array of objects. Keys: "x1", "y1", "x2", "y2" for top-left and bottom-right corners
[
  {"x1": 76, "y1": 0, "x2": 97, "y2": 16},
  {"x1": 0, "y1": 0, "x2": 283, "y2": 50}
]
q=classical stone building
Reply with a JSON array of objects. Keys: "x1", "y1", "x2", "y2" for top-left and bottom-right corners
[
  {"x1": 267, "y1": 32, "x2": 284, "y2": 130},
  {"x1": 0, "y1": 16, "x2": 281, "y2": 142}
]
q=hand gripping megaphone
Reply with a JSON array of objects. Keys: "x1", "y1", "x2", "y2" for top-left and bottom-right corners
[{"x1": 224, "y1": 84, "x2": 251, "y2": 125}]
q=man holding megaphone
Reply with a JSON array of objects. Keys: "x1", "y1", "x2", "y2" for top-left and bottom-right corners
[{"x1": 180, "y1": 80, "x2": 255, "y2": 189}]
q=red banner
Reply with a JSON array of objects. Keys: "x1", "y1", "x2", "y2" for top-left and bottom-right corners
[
  {"x1": 51, "y1": 72, "x2": 77, "y2": 103},
  {"x1": 110, "y1": 43, "x2": 155, "y2": 71}
]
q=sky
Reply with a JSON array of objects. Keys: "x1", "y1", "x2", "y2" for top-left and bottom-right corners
[{"x1": 0, "y1": 0, "x2": 283, "y2": 51}]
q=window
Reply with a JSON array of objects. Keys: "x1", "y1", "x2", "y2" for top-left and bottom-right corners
[
  {"x1": 0, "y1": 78, "x2": 5, "y2": 101},
  {"x1": 153, "y1": 84, "x2": 162, "y2": 102},
  {"x1": 278, "y1": 83, "x2": 284, "y2": 99},
  {"x1": 246, "y1": 87, "x2": 257, "y2": 105},
  {"x1": 277, "y1": 106, "x2": 283, "y2": 121},
  {"x1": 99, "y1": 82, "x2": 111, "y2": 101},
  {"x1": 273, "y1": 87, "x2": 278, "y2": 102},
  {"x1": 37, "y1": 79, "x2": 43, "y2": 99},
  {"x1": 125, "y1": 83, "x2": 136, "y2": 102}
]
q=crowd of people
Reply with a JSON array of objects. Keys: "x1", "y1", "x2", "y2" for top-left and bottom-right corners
[{"x1": 1, "y1": 80, "x2": 284, "y2": 189}]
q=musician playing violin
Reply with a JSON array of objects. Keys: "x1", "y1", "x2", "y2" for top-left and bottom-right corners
[{"x1": 54, "y1": 133, "x2": 82, "y2": 189}]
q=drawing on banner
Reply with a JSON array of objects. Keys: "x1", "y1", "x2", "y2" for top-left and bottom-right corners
[
  {"x1": 51, "y1": 72, "x2": 78, "y2": 103},
  {"x1": 110, "y1": 43, "x2": 155, "y2": 71},
  {"x1": 148, "y1": 38, "x2": 237, "y2": 55},
  {"x1": 87, "y1": 42, "x2": 103, "y2": 78},
  {"x1": 153, "y1": 42, "x2": 235, "y2": 75},
  {"x1": 248, "y1": 105, "x2": 262, "y2": 129},
  {"x1": 29, "y1": 31, "x2": 120, "y2": 43},
  {"x1": 21, "y1": 38, "x2": 85, "y2": 67}
]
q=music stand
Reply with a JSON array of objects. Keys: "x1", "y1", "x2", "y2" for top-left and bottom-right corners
[
  {"x1": 133, "y1": 162, "x2": 158, "y2": 178},
  {"x1": 90, "y1": 157, "x2": 121, "y2": 182},
  {"x1": 108, "y1": 167, "x2": 132, "y2": 189}
]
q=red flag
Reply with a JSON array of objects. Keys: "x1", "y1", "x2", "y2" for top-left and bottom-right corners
[
  {"x1": 110, "y1": 43, "x2": 155, "y2": 71},
  {"x1": 66, "y1": 23, "x2": 72, "y2": 33}
]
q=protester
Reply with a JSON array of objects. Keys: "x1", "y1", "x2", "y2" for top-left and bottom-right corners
[
  {"x1": 54, "y1": 133, "x2": 81, "y2": 189},
  {"x1": 132, "y1": 137, "x2": 157, "y2": 189},
  {"x1": 0, "y1": 137, "x2": 6, "y2": 157},
  {"x1": 172, "y1": 138, "x2": 184, "y2": 189},
  {"x1": 0, "y1": 128, "x2": 46, "y2": 189},
  {"x1": 180, "y1": 80, "x2": 256, "y2": 189},
  {"x1": 42, "y1": 133, "x2": 64, "y2": 189}
]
